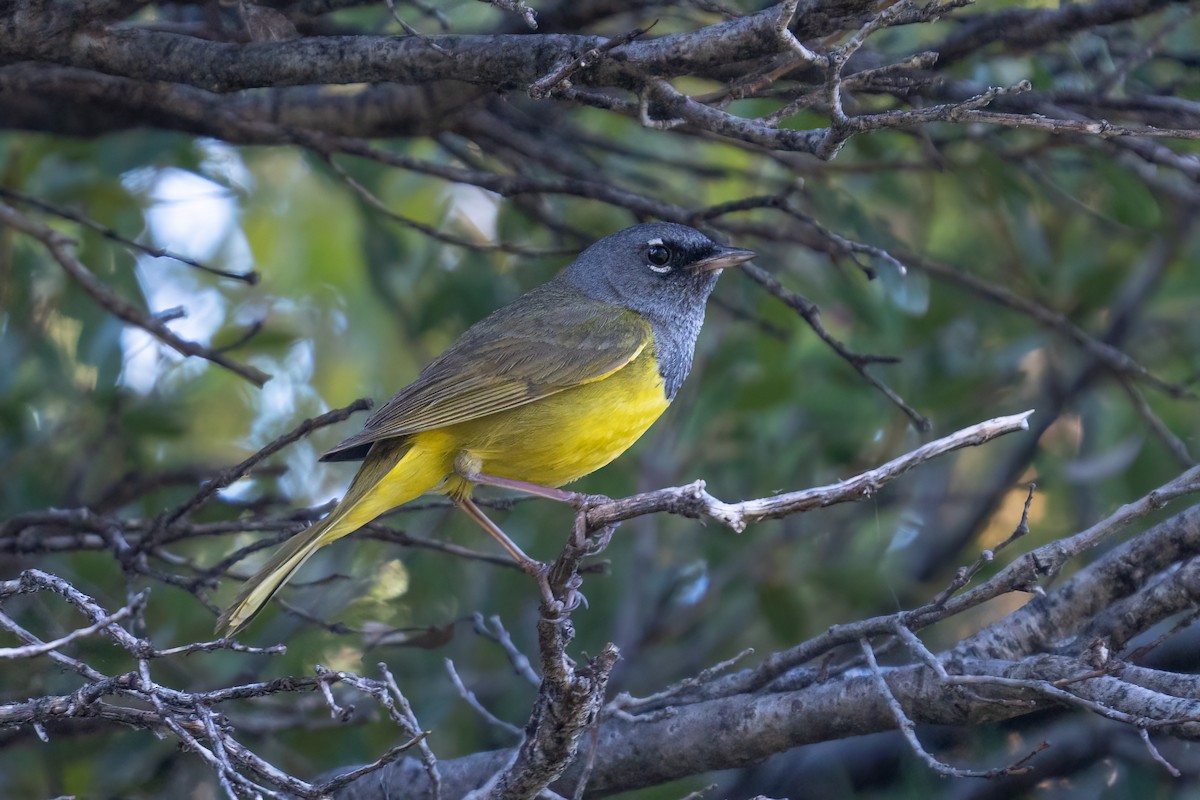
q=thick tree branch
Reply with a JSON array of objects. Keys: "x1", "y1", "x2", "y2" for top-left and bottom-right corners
[{"x1": 331, "y1": 649, "x2": 1200, "y2": 799}]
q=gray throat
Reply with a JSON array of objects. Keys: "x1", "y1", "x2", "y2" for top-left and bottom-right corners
[{"x1": 646, "y1": 307, "x2": 706, "y2": 401}]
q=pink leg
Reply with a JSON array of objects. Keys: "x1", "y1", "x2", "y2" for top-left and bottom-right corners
[
  {"x1": 454, "y1": 496, "x2": 556, "y2": 605},
  {"x1": 467, "y1": 472, "x2": 587, "y2": 507}
]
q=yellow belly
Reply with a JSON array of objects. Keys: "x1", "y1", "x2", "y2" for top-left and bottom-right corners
[{"x1": 409, "y1": 347, "x2": 670, "y2": 496}]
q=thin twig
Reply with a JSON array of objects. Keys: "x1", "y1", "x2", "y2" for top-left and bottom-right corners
[
  {"x1": 0, "y1": 200, "x2": 270, "y2": 387},
  {"x1": 478, "y1": 0, "x2": 537, "y2": 30},
  {"x1": 529, "y1": 23, "x2": 656, "y2": 99},
  {"x1": 381, "y1": 662, "x2": 443, "y2": 799},
  {"x1": 584, "y1": 410, "x2": 1033, "y2": 530},
  {"x1": 860, "y1": 638, "x2": 1045, "y2": 778},
  {"x1": 607, "y1": 648, "x2": 754, "y2": 720},
  {"x1": 315, "y1": 151, "x2": 564, "y2": 257},
  {"x1": 1139, "y1": 727, "x2": 1182, "y2": 777},
  {"x1": 0, "y1": 186, "x2": 258, "y2": 283},
  {"x1": 934, "y1": 482, "x2": 1037, "y2": 605},
  {"x1": 474, "y1": 613, "x2": 541, "y2": 686},
  {"x1": 0, "y1": 597, "x2": 141, "y2": 659},
  {"x1": 161, "y1": 398, "x2": 372, "y2": 527},
  {"x1": 445, "y1": 659, "x2": 523, "y2": 736},
  {"x1": 739, "y1": 263, "x2": 929, "y2": 430}
]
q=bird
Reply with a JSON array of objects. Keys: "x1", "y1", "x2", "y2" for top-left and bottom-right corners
[{"x1": 216, "y1": 222, "x2": 754, "y2": 635}]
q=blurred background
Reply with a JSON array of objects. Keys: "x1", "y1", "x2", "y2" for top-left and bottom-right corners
[{"x1": 2, "y1": 0, "x2": 1199, "y2": 797}]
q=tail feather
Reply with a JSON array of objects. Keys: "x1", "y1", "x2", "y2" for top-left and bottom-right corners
[
  {"x1": 216, "y1": 438, "x2": 443, "y2": 636},
  {"x1": 215, "y1": 519, "x2": 333, "y2": 636}
]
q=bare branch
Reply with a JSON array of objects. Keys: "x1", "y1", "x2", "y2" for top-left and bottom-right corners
[
  {"x1": 529, "y1": 22, "x2": 656, "y2": 100},
  {"x1": 316, "y1": 152, "x2": 567, "y2": 256},
  {"x1": 0, "y1": 200, "x2": 270, "y2": 387},
  {"x1": 933, "y1": 482, "x2": 1037, "y2": 605},
  {"x1": 161, "y1": 398, "x2": 373, "y2": 527},
  {"x1": 5, "y1": 2, "x2": 1200, "y2": 797},
  {"x1": 0, "y1": 186, "x2": 258, "y2": 283},
  {"x1": 584, "y1": 410, "x2": 1034, "y2": 530},
  {"x1": 478, "y1": 0, "x2": 538, "y2": 30},
  {"x1": 0, "y1": 594, "x2": 142, "y2": 659},
  {"x1": 859, "y1": 638, "x2": 1045, "y2": 778},
  {"x1": 445, "y1": 659, "x2": 523, "y2": 737},
  {"x1": 1139, "y1": 727, "x2": 1182, "y2": 778},
  {"x1": 474, "y1": 613, "x2": 541, "y2": 687},
  {"x1": 740, "y1": 262, "x2": 928, "y2": 429}
]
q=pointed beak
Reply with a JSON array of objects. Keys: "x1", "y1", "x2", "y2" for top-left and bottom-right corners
[{"x1": 691, "y1": 245, "x2": 756, "y2": 272}]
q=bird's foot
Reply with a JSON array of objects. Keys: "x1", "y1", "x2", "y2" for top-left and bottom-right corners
[{"x1": 569, "y1": 491, "x2": 611, "y2": 512}]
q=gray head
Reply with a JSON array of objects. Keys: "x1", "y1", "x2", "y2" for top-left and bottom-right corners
[
  {"x1": 562, "y1": 223, "x2": 753, "y2": 319},
  {"x1": 561, "y1": 222, "x2": 755, "y2": 398}
]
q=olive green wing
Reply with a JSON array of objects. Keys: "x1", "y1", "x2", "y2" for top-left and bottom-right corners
[{"x1": 321, "y1": 283, "x2": 653, "y2": 462}]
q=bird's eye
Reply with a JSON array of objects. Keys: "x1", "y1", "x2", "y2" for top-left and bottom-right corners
[{"x1": 646, "y1": 244, "x2": 673, "y2": 272}]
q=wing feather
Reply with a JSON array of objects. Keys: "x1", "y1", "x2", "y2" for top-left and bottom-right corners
[{"x1": 321, "y1": 282, "x2": 653, "y2": 462}]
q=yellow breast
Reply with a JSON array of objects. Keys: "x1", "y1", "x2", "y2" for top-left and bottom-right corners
[{"x1": 423, "y1": 346, "x2": 670, "y2": 493}]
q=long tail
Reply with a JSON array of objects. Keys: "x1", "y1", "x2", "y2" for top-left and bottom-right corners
[{"x1": 216, "y1": 438, "x2": 444, "y2": 636}]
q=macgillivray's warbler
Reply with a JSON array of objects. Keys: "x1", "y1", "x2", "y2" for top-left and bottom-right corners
[{"x1": 216, "y1": 222, "x2": 754, "y2": 635}]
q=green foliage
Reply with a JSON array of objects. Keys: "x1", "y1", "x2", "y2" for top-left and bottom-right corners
[{"x1": 3, "y1": 17, "x2": 1200, "y2": 795}]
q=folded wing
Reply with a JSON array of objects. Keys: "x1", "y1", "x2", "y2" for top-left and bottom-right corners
[{"x1": 321, "y1": 282, "x2": 653, "y2": 462}]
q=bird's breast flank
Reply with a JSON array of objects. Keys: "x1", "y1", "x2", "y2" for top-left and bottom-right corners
[{"x1": 448, "y1": 346, "x2": 670, "y2": 487}]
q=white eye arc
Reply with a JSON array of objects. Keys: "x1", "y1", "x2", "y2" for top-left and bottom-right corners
[{"x1": 646, "y1": 239, "x2": 673, "y2": 273}]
